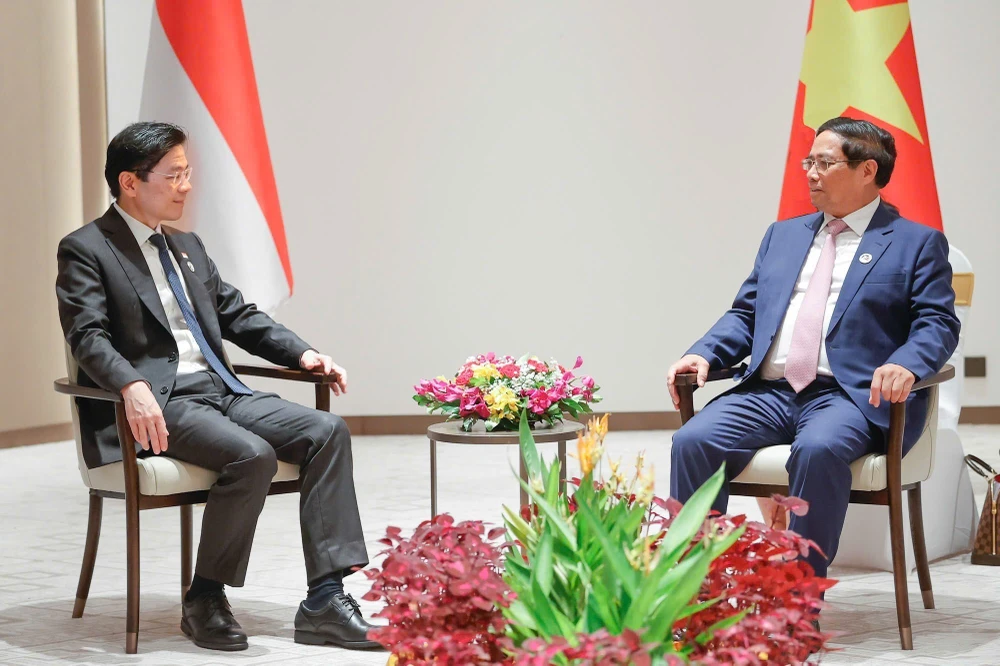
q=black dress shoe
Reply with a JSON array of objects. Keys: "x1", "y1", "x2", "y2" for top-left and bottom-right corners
[
  {"x1": 181, "y1": 590, "x2": 249, "y2": 651},
  {"x1": 294, "y1": 592, "x2": 383, "y2": 650}
]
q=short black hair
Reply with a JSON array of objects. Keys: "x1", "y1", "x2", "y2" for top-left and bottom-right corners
[
  {"x1": 816, "y1": 117, "x2": 896, "y2": 188},
  {"x1": 105, "y1": 122, "x2": 188, "y2": 198}
]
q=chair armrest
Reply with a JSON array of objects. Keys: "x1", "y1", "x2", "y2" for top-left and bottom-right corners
[
  {"x1": 53, "y1": 378, "x2": 123, "y2": 402},
  {"x1": 673, "y1": 365, "x2": 747, "y2": 424},
  {"x1": 232, "y1": 364, "x2": 339, "y2": 384},
  {"x1": 232, "y1": 364, "x2": 336, "y2": 412},
  {"x1": 886, "y1": 363, "x2": 954, "y2": 464},
  {"x1": 911, "y1": 364, "x2": 954, "y2": 392},
  {"x1": 673, "y1": 364, "x2": 747, "y2": 387},
  {"x1": 53, "y1": 377, "x2": 139, "y2": 499}
]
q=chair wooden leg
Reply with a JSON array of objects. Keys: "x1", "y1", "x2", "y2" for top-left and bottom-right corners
[
  {"x1": 430, "y1": 439, "x2": 438, "y2": 518},
  {"x1": 125, "y1": 491, "x2": 140, "y2": 653},
  {"x1": 888, "y1": 478, "x2": 913, "y2": 650},
  {"x1": 908, "y1": 484, "x2": 935, "y2": 609},
  {"x1": 558, "y1": 440, "x2": 567, "y2": 495},
  {"x1": 180, "y1": 505, "x2": 193, "y2": 601},
  {"x1": 73, "y1": 493, "x2": 103, "y2": 618}
]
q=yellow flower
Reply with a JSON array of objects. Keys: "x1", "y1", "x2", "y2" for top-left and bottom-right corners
[
  {"x1": 487, "y1": 385, "x2": 518, "y2": 417},
  {"x1": 472, "y1": 364, "x2": 501, "y2": 380},
  {"x1": 576, "y1": 431, "x2": 604, "y2": 477},
  {"x1": 635, "y1": 462, "x2": 655, "y2": 506},
  {"x1": 607, "y1": 456, "x2": 626, "y2": 493},
  {"x1": 587, "y1": 413, "x2": 609, "y2": 442}
]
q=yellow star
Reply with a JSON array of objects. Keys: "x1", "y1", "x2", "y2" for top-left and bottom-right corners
[{"x1": 800, "y1": 0, "x2": 922, "y2": 143}]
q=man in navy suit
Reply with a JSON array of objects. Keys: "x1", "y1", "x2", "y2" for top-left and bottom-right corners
[{"x1": 666, "y1": 117, "x2": 960, "y2": 579}]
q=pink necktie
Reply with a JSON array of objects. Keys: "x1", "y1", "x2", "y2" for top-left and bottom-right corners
[{"x1": 784, "y1": 218, "x2": 849, "y2": 392}]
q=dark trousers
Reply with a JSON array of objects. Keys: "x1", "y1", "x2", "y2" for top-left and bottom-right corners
[
  {"x1": 669, "y1": 376, "x2": 880, "y2": 578},
  {"x1": 151, "y1": 371, "x2": 368, "y2": 587}
]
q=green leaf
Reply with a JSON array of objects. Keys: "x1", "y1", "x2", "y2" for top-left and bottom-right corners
[
  {"x1": 655, "y1": 464, "x2": 726, "y2": 570},
  {"x1": 641, "y1": 548, "x2": 714, "y2": 642},
  {"x1": 518, "y1": 409, "x2": 543, "y2": 484},
  {"x1": 574, "y1": 500, "x2": 638, "y2": 598},
  {"x1": 695, "y1": 607, "x2": 751, "y2": 645},
  {"x1": 544, "y1": 455, "x2": 562, "y2": 505},
  {"x1": 673, "y1": 594, "x2": 724, "y2": 621},
  {"x1": 503, "y1": 599, "x2": 539, "y2": 633},
  {"x1": 529, "y1": 578, "x2": 563, "y2": 638},
  {"x1": 585, "y1": 585, "x2": 621, "y2": 634},
  {"x1": 502, "y1": 505, "x2": 535, "y2": 545},
  {"x1": 521, "y1": 480, "x2": 576, "y2": 548},
  {"x1": 532, "y1": 528, "x2": 555, "y2": 596}
]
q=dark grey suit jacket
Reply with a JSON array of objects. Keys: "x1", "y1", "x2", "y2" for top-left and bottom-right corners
[{"x1": 56, "y1": 206, "x2": 313, "y2": 469}]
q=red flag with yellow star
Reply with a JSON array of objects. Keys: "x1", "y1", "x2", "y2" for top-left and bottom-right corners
[{"x1": 778, "y1": 0, "x2": 943, "y2": 230}]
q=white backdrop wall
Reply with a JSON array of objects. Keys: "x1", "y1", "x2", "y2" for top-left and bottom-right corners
[{"x1": 104, "y1": 1, "x2": 999, "y2": 416}]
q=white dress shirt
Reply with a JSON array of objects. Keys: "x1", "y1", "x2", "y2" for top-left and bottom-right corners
[
  {"x1": 760, "y1": 195, "x2": 881, "y2": 381},
  {"x1": 114, "y1": 202, "x2": 210, "y2": 375}
]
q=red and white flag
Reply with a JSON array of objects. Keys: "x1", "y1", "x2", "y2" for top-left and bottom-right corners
[{"x1": 140, "y1": 0, "x2": 293, "y2": 312}]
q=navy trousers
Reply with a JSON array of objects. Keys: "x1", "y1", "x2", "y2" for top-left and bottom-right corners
[{"x1": 669, "y1": 376, "x2": 881, "y2": 578}]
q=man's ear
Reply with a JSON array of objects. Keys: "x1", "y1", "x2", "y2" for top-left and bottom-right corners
[
  {"x1": 863, "y1": 159, "x2": 879, "y2": 184},
  {"x1": 118, "y1": 171, "x2": 139, "y2": 198}
]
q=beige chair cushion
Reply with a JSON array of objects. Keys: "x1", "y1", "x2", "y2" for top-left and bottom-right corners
[
  {"x1": 732, "y1": 387, "x2": 938, "y2": 492},
  {"x1": 85, "y1": 457, "x2": 300, "y2": 496}
]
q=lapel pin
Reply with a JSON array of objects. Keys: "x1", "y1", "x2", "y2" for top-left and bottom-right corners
[
  {"x1": 181, "y1": 251, "x2": 189, "y2": 259},
  {"x1": 859, "y1": 253, "x2": 873, "y2": 264},
  {"x1": 186, "y1": 261, "x2": 196, "y2": 273}
]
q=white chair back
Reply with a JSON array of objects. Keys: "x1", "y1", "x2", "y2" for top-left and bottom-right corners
[{"x1": 939, "y1": 245, "x2": 973, "y2": 432}]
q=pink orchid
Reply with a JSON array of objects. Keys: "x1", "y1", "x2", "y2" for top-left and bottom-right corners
[
  {"x1": 547, "y1": 380, "x2": 568, "y2": 401},
  {"x1": 528, "y1": 389, "x2": 553, "y2": 414},
  {"x1": 581, "y1": 376, "x2": 595, "y2": 389},
  {"x1": 460, "y1": 388, "x2": 490, "y2": 419},
  {"x1": 573, "y1": 355, "x2": 584, "y2": 370}
]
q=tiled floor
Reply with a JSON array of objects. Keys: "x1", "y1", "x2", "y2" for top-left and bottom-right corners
[{"x1": 0, "y1": 425, "x2": 997, "y2": 665}]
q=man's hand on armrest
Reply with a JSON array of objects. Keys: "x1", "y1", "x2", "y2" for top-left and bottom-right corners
[
  {"x1": 666, "y1": 354, "x2": 710, "y2": 410},
  {"x1": 869, "y1": 363, "x2": 916, "y2": 408},
  {"x1": 299, "y1": 349, "x2": 348, "y2": 396},
  {"x1": 121, "y1": 380, "x2": 169, "y2": 455}
]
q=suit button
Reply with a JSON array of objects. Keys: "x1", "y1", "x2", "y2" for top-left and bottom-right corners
[
  {"x1": 168, "y1": 352, "x2": 177, "y2": 362},
  {"x1": 160, "y1": 386, "x2": 168, "y2": 395}
]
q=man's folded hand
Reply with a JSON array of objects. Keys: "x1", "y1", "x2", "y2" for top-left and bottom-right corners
[
  {"x1": 121, "y1": 380, "x2": 169, "y2": 454},
  {"x1": 666, "y1": 354, "x2": 710, "y2": 410}
]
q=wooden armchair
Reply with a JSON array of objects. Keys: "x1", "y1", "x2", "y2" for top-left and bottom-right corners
[
  {"x1": 673, "y1": 364, "x2": 954, "y2": 650},
  {"x1": 54, "y1": 364, "x2": 339, "y2": 654}
]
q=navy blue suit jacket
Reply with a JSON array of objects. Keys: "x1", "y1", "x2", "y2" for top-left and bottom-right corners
[{"x1": 687, "y1": 202, "x2": 960, "y2": 450}]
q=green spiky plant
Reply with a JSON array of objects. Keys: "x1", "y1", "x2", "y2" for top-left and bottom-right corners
[{"x1": 501, "y1": 412, "x2": 746, "y2": 664}]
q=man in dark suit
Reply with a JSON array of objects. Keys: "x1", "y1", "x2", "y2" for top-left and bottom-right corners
[
  {"x1": 57, "y1": 122, "x2": 379, "y2": 652},
  {"x1": 666, "y1": 118, "x2": 960, "y2": 582}
]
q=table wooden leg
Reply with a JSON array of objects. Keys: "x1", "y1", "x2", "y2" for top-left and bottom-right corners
[
  {"x1": 519, "y1": 448, "x2": 529, "y2": 508},
  {"x1": 558, "y1": 440, "x2": 567, "y2": 494},
  {"x1": 430, "y1": 439, "x2": 438, "y2": 518}
]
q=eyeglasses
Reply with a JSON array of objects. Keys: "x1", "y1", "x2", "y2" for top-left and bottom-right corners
[
  {"x1": 141, "y1": 166, "x2": 193, "y2": 187},
  {"x1": 801, "y1": 158, "x2": 864, "y2": 174}
]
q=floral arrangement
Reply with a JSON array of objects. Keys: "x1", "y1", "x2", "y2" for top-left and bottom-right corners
[
  {"x1": 413, "y1": 353, "x2": 600, "y2": 431},
  {"x1": 365, "y1": 415, "x2": 832, "y2": 665}
]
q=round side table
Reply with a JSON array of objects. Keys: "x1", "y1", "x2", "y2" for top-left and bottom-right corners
[{"x1": 426, "y1": 420, "x2": 585, "y2": 517}]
